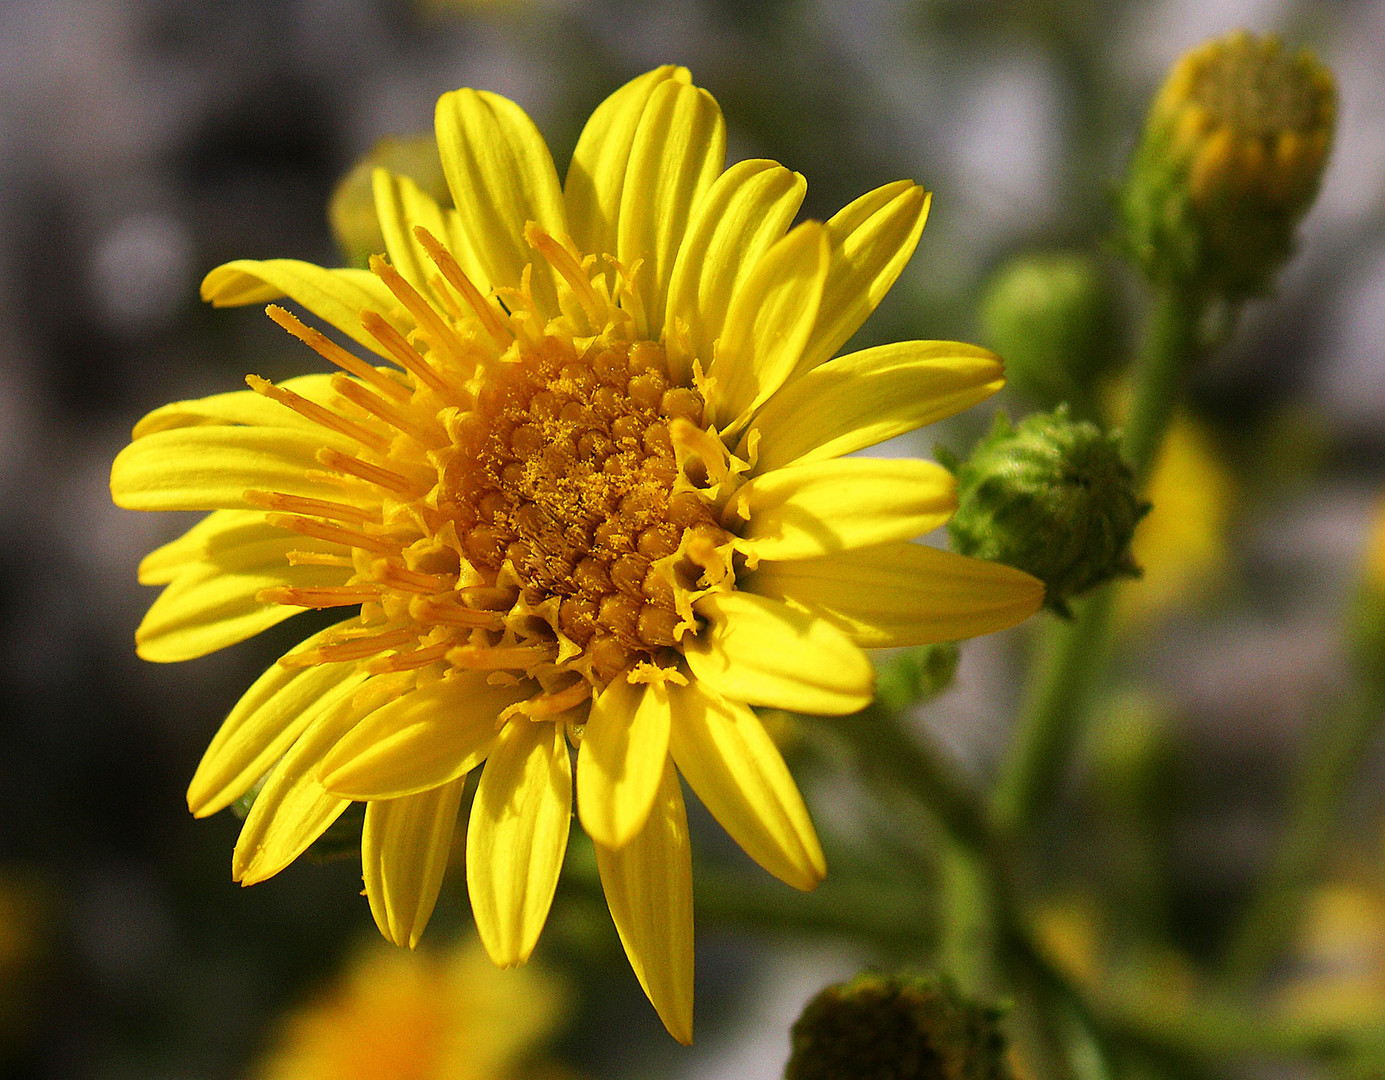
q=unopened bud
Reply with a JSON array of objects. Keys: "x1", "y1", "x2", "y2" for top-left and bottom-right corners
[
  {"x1": 978, "y1": 252, "x2": 1120, "y2": 411},
  {"x1": 942, "y1": 409, "x2": 1149, "y2": 617},
  {"x1": 785, "y1": 971, "x2": 1010, "y2": 1080},
  {"x1": 1119, "y1": 30, "x2": 1335, "y2": 298}
]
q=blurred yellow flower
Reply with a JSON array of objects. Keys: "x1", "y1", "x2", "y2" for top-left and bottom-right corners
[
  {"x1": 111, "y1": 65, "x2": 1043, "y2": 1040},
  {"x1": 1276, "y1": 880, "x2": 1385, "y2": 1026},
  {"x1": 255, "y1": 938, "x2": 569, "y2": 1080},
  {"x1": 1117, "y1": 411, "x2": 1233, "y2": 627}
]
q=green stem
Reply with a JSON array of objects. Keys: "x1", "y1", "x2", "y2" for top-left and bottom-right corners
[
  {"x1": 989, "y1": 285, "x2": 1205, "y2": 840},
  {"x1": 1219, "y1": 672, "x2": 1385, "y2": 988}
]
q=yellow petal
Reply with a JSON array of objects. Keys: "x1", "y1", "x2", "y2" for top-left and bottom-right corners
[
  {"x1": 467, "y1": 721, "x2": 572, "y2": 966},
  {"x1": 565, "y1": 66, "x2": 690, "y2": 260},
  {"x1": 136, "y1": 534, "x2": 351, "y2": 663},
  {"x1": 746, "y1": 340, "x2": 1005, "y2": 473},
  {"x1": 187, "y1": 622, "x2": 358, "y2": 817},
  {"x1": 616, "y1": 79, "x2": 726, "y2": 340},
  {"x1": 111, "y1": 426, "x2": 356, "y2": 512},
  {"x1": 434, "y1": 88, "x2": 566, "y2": 316},
  {"x1": 138, "y1": 509, "x2": 277, "y2": 585},
  {"x1": 201, "y1": 261, "x2": 411, "y2": 357},
  {"x1": 743, "y1": 542, "x2": 1045, "y2": 648},
  {"x1": 684, "y1": 591, "x2": 873, "y2": 714},
  {"x1": 667, "y1": 681, "x2": 824, "y2": 891},
  {"x1": 371, "y1": 166, "x2": 495, "y2": 313},
  {"x1": 362, "y1": 777, "x2": 468, "y2": 948},
  {"x1": 130, "y1": 374, "x2": 338, "y2": 439},
  {"x1": 577, "y1": 678, "x2": 672, "y2": 849},
  {"x1": 664, "y1": 159, "x2": 807, "y2": 382},
  {"x1": 594, "y1": 758, "x2": 694, "y2": 1044},
  {"x1": 706, "y1": 222, "x2": 830, "y2": 431},
  {"x1": 233, "y1": 668, "x2": 374, "y2": 885},
  {"x1": 729, "y1": 457, "x2": 956, "y2": 561},
  {"x1": 793, "y1": 181, "x2": 931, "y2": 379},
  {"x1": 318, "y1": 673, "x2": 524, "y2": 800}
]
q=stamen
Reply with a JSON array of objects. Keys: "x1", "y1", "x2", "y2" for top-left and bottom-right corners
[
  {"x1": 524, "y1": 222, "x2": 605, "y2": 326},
  {"x1": 258, "y1": 584, "x2": 382, "y2": 609},
  {"x1": 446, "y1": 643, "x2": 550, "y2": 670},
  {"x1": 264, "y1": 305, "x2": 411, "y2": 402},
  {"x1": 265, "y1": 512, "x2": 397, "y2": 555},
  {"x1": 280, "y1": 625, "x2": 419, "y2": 665},
  {"x1": 409, "y1": 596, "x2": 505, "y2": 629},
  {"x1": 369, "y1": 254, "x2": 477, "y2": 372},
  {"x1": 245, "y1": 490, "x2": 374, "y2": 524},
  {"x1": 503, "y1": 680, "x2": 591, "y2": 721},
  {"x1": 329, "y1": 374, "x2": 447, "y2": 448},
  {"x1": 245, "y1": 375, "x2": 391, "y2": 452},
  {"x1": 365, "y1": 640, "x2": 453, "y2": 673},
  {"x1": 359, "y1": 309, "x2": 459, "y2": 399},
  {"x1": 372, "y1": 561, "x2": 455, "y2": 596},
  {"x1": 316, "y1": 448, "x2": 427, "y2": 497},
  {"x1": 412, "y1": 226, "x2": 514, "y2": 351},
  {"x1": 286, "y1": 551, "x2": 355, "y2": 567}
]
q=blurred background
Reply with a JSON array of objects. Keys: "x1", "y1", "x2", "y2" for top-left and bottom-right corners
[{"x1": 2, "y1": 0, "x2": 1384, "y2": 1077}]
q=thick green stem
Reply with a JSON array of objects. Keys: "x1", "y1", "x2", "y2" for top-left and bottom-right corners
[
  {"x1": 989, "y1": 285, "x2": 1205, "y2": 840},
  {"x1": 1219, "y1": 673, "x2": 1385, "y2": 988}
]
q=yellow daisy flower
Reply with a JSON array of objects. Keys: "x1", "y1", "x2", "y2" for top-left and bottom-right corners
[{"x1": 110, "y1": 66, "x2": 1043, "y2": 1041}]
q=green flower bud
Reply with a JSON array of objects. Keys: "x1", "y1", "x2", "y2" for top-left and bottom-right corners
[
  {"x1": 328, "y1": 134, "x2": 451, "y2": 268},
  {"x1": 942, "y1": 409, "x2": 1149, "y2": 617},
  {"x1": 978, "y1": 252, "x2": 1120, "y2": 411},
  {"x1": 785, "y1": 971, "x2": 1011, "y2": 1080},
  {"x1": 1119, "y1": 30, "x2": 1336, "y2": 299},
  {"x1": 874, "y1": 644, "x2": 961, "y2": 715}
]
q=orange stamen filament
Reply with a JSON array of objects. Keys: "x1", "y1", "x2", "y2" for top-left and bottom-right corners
[
  {"x1": 329, "y1": 374, "x2": 446, "y2": 448},
  {"x1": 265, "y1": 513, "x2": 396, "y2": 555},
  {"x1": 282, "y1": 626, "x2": 420, "y2": 665},
  {"x1": 316, "y1": 449, "x2": 426, "y2": 497},
  {"x1": 446, "y1": 644, "x2": 550, "y2": 671},
  {"x1": 412, "y1": 226, "x2": 514, "y2": 351},
  {"x1": 372, "y1": 562, "x2": 456, "y2": 596},
  {"x1": 365, "y1": 641, "x2": 453, "y2": 673},
  {"x1": 408, "y1": 596, "x2": 505, "y2": 629},
  {"x1": 524, "y1": 222, "x2": 605, "y2": 324},
  {"x1": 369, "y1": 255, "x2": 475, "y2": 371},
  {"x1": 359, "y1": 309, "x2": 457, "y2": 399},
  {"x1": 245, "y1": 375, "x2": 390, "y2": 452},
  {"x1": 506, "y1": 680, "x2": 591, "y2": 721},
  {"x1": 246, "y1": 490, "x2": 373, "y2": 524},
  {"x1": 258, "y1": 584, "x2": 382, "y2": 609},
  {"x1": 265, "y1": 305, "x2": 411, "y2": 402}
]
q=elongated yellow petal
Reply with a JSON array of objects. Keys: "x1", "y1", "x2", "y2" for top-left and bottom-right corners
[
  {"x1": 595, "y1": 758, "x2": 694, "y2": 1044},
  {"x1": 577, "y1": 678, "x2": 672, "y2": 849},
  {"x1": 664, "y1": 159, "x2": 806, "y2": 382},
  {"x1": 743, "y1": 542, "x2": 1045, "y2": 647},
  {"x1": 565, "y1": 66, "x2": 690, "y2": 260},
  {"x1": 684, "y1": 592, "x2": 873, "y2": 714},
  {"x1": 201, "y1": 261, "x2": 411, "y2": 356},
  {"x1": 667, "y1": 681, "x2": 824, "y2": 891},
  {"x1": 729, "y1": 457, "x2": 956, "y2": 561},
  {"x1": 747, "y1": 341, "x2": 1005, "y2": 473},
  {"x1": 434, "y1": 88, "x2": 566, "y2": 315},
  {"x1": 371, "y1": 167, "x2": 493, "y2": 314},
  {"x1": 318, "y1": 673, "x2": 524, "y2": 799},
  {"x1": 136, "y1": 538, "x2": 351, "y2": 662},
  {"x1": 616, "y1": 79, "x2": 726, "y2": 340},
  {"x1": 706, "y1": 222, "x2": 829, "y2": 431},
  {"x1": 467, "y1": 721, "x2": 572, "y2": 966},
  {"x1": 111, "y1": 426, "x2": 357, "y2": 512},
  {"x1": 362, "y1": 777, "x2": 468, "y2": 948},
  {"x1": 187, "y1": 623, "x2": 358, "y2": 817},
  {"x1": 233, "y1": 669, "x2": 374, "y2": 885},
  {"x1": 138, "y1": 509, "x2": 279, "y2": 585},
  {"x1": 131, "y1": 374, "x2": 339, "y2": 439},
  {"x1": 793, "y1": 182, "x2": 931, "y2": 379}
]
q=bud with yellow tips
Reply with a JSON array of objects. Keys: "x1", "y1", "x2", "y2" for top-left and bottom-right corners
[{"x1": 1120, "y1": 30, "x2": 1336, "y2": 298}]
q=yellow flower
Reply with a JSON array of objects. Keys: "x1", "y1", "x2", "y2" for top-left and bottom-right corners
[
  {"x1": 111, "y1": 66, "x2": 1043, "y2": 1041},
  {"x1": 254, "y1": 937, "x2": 569, "y2": 1080}
]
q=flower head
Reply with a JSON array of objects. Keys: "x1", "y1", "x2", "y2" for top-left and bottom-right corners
[{"x1": 111, "y1": 66, "x2": 1043, "y2": 1041}]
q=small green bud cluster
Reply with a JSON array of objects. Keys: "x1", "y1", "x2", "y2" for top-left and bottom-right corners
[
  {"x1": 942, "y1": 409, "x2": 1149, "y2": 617},
  {"x1": 1119, "y1": 30, "x2": 1335, "y2": 299},
  {"x1": 978, "y1": 252, "x2": 1120, "y2": 412},
  {"x1": 328, "y1": 134, "x2": 452, "y2": 268},
  {"x1": 785, "y1": 971, "x2": 1010, "y2": 1080}
]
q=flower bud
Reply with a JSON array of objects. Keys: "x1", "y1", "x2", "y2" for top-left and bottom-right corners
[
  {"x1": 874, "y1": 643, "x2": 960, "y2": 715},
  {"x1": 785, "y1": 971, "x2": 1010, "y2": 1080},
  {"x1": 328, "y1": 134, "x2": 451, "y2": 267},
  {"x1": 1119, "y1": 30, "x2": 1336, "y2": 299},
  {"x1": 978, "y1": 251, "x2": 1120, "y2": 411},
  {"x1": 943, "y1": 409, "x2": 1149, "y2": 616}
]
